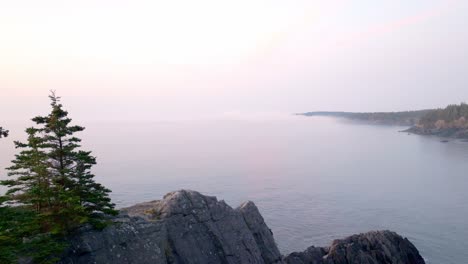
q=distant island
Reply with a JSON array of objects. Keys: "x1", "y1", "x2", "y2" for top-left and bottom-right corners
[{"x1": 299, "y1": 103, "x2": 468, "y2": 139}]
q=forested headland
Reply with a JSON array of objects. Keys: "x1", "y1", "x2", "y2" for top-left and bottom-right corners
[
  {"x1": 406, "y1": 103, "x2": 468, "y2": 138},
  {"x1": 300, "y1": 103, "x2": 468, "y2": 139}
]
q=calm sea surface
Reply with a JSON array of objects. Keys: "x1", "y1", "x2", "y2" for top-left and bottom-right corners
[{"x1": 2, "y1": 116, "x2": 468, "y2": 264}]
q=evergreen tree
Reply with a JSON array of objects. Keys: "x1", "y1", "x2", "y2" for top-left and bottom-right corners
[
  {"x1": 2, "y1": 127, "x2": 51, "y2": 214},
  {"x1": 419, "y1": 102, "x2": 468, "y2": 127},
  {"x1": 2, "y1": 91, "x2": 116, "y2": 233},
  {"x1": 0, "y1": 92, "x2": 116, "y2": 262},
  {"x1": 0, "y1": 206, "x2": 65, "y2": 264},
  {"x1": 32, "y1": 91, "x2": 117, "y2": 229}
]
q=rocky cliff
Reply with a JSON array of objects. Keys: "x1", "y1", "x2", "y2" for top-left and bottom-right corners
[{"x1": 58, "y1": 190, "x2": 425, "y2": 264}]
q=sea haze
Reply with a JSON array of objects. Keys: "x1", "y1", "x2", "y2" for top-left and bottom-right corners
[{"x1": 1, "y1": 116, "x2": 468, "y2": 264}]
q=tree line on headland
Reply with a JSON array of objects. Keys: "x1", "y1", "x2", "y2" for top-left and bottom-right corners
[
  {"x1": 301, "y1": 103, "x2": 468, "y2": 139},
  {"x1": 0, "y1": 92, "x2": 116, "y2": 263},
  {"x1": 407, "y1": 103, "x2": 468, "y2": 138}
]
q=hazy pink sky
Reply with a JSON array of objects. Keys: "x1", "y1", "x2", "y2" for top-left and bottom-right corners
[{"x1": 1, "y1": 0, "x2": 467, "y2": 121}]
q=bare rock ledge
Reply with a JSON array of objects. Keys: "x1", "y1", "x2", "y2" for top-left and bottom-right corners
[{"x1": 58, "y1": 190, "x2": 425, "y2": 264}]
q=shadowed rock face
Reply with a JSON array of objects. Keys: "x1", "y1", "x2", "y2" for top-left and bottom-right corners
[
  {"x1": 59, "y1": 190, "x2": 281, "y2": 264},
  {"x1": 284, "y1": 231, "x2": 425, "y2": 264},
  {"x1": 58, "y1": 190, "x2": 425, "y2": 264}
]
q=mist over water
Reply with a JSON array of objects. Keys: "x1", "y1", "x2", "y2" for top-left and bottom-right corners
[{"x1": 2, "y1": 116, "x2": 468, "y2": 264}]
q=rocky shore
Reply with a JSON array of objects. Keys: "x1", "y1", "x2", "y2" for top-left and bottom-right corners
[
  {"x1": 405, "y1": 125, "x2": 468, "y2": 139},
  {"x1": 58, "y1": 190, "x2": 425, "y2": 264}
]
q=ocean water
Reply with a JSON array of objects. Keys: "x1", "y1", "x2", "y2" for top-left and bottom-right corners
[{"x1": 1, "y1": 116, "x2": 468, "y2": 263}]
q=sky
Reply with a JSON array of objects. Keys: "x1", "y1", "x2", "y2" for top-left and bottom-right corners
[{"x1": 1, "y1": 0, "x2": 468, "y2": 122}]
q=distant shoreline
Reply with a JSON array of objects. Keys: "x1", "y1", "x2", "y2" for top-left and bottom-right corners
[
  {"x1": 299, "y1": 106, "x2": 468, "y2": 140},
  {"x1": 403, "y1": 126, "x2": 468, "y2": 140},
  {"x1": 297, "y1": 110, "x2": 432, "y2": 126}
]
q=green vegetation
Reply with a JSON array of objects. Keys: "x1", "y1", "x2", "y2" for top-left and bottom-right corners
[
  {"x1": 418, "y1": 103, "x2": 468, "y2": 128},
  {"x1": 0, "y1": 207, "x2": 65, "y2": 263},
  {"x1": 405, "y1": 103, "x2": 468, "y2": 138},
  {"x1": 301, "y1": 104, "x2": 468, "y2": 138},
  {"x1": 0, "y1": 127, "x2": 8, "y2": 138},
  {"x1": 0, "y1": 92, "x2": 117, "y2": 263}
]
